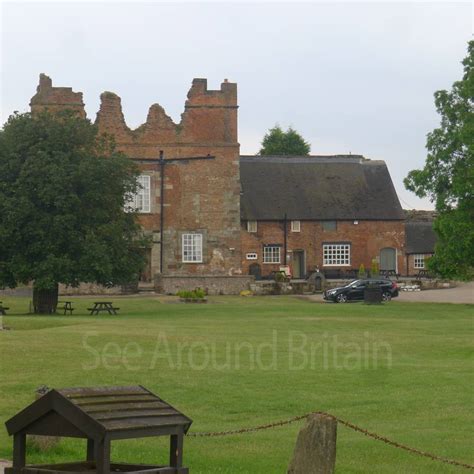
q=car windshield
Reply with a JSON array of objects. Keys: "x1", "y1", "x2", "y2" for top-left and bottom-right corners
[{"x1": 348, "y1": 280, "x2": 364, "y2": 287}]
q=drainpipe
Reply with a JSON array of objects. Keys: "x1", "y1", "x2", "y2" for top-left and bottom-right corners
[
  {"x1": 159, "y1": 150, "x2": 165, "y2": 274},
  {"x1": 283, "y1": 213, "x2": 288, "y2": 266}
]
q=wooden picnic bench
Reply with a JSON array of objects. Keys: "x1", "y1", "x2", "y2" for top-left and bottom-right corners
[
  {"x1": 380, "y1": 269, "x2": 400, "y2": 278},
  {"x1": 416, "y1": 269, "x2": 433, "y2": 279},
  {"x1": 57, "y1": 301, "x2": 74, "y2": 315},
  {"x1": 88, "y1": 301, "x2": 119, "y2": 315},
  {"x1": 0, "y1": 301, "x2": 10, "y2": 315}
]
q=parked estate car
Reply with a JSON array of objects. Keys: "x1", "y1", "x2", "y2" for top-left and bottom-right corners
[{"x1": 323, "y1": 279, "x2": 399, "y2": 303}]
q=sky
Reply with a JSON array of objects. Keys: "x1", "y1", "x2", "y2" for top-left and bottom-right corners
[{"x1": 1, "y1": 1, "x2": 472, "y2": 210}]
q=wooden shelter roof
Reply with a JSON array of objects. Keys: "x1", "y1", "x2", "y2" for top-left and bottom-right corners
[{"x1": 5, "y1": 385, "x2": 192, "y2": 440}]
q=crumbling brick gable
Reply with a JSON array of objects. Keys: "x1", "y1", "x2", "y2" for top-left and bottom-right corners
[
  {"x1": 30, "y1": 74, "x2": 85, "y2": 118},
  {"x1": 30, "y1": 74, "x2": 242, "y2": 278}
]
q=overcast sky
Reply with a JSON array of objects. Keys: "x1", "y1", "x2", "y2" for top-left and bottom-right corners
[{"x1": 1, "y1": 1, "x2": 472, "y2": 209}]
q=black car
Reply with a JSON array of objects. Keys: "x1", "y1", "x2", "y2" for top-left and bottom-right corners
[{"x1": 323, "y1": 278, "x2": 399, "y2": 303}]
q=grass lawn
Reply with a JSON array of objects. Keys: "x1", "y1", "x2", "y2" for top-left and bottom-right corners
[{"x1": 0, "y1": 296, "x2": 473, "y2": 473}]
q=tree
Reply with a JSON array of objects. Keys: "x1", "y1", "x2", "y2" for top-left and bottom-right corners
[
  {"x1": 404, "y1": 41, "x2": 474, "y2": 280},
  {"x1": 259, "y1": 125, "x2": 311, "y2": 156},
  {"x1": 0, "y1": 110, "x2": 147, "y2": 313}
]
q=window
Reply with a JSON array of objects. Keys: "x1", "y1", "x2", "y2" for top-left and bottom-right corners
[
  {"x1": 182, "y1": 234, "x2": 203, "y2": 263},
  {"x1": 323, "y1": 243, "x2": 350, "y2": 266},
  {"x1": 263, "y1": 246, "x2": 281, "y2": 264},
  {"x1": 247, "y1": 221, "x2": 257, "y2": 233},
  {"x1": 246, "y1": 253, "x2": 258, "y2": 260},
  {"x1": 291, "y1": 220, "x2": 301, "y2": 232},
  {"x1": 126, "y1": 175, "x2": 151, "y2": 213},
  {"x1": 322, "y1": 221, "x2": 337, "y2": 231},
  {"x1": 414, "y1": 254, "x2": 425, "y2": 269}
]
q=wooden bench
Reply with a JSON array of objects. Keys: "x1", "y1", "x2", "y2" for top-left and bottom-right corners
[
  {"x1": 57, "y1": 301, "x2": 74, "y2": 315},
  {"x1": 88, "y1": 302, "x2": 120, "y2": 315}
]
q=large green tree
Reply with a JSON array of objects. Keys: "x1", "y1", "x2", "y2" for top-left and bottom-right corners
[
  {"x1": 0, "y1": 111, "x2": 146, "y2": 312},
  {"x1": 259, "y1": 125, "x2": 311, "y2": 156},
  {"x1": 404, "y1": 41, "x2": 474, "y2": 280}
]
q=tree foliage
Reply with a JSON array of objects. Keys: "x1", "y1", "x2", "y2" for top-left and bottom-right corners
[
  {"x1": 0, "y1": 111, "x2": 147, "y2": 296},
  {"x1": 259, "y1": 125, "x2": 310, "y2": 156},
  {"x1": 404, "y1": 41, "x2": 474, "y2": 280}
]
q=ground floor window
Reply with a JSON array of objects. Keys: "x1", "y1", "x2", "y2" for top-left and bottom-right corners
[
  {"x1": 182, "y1": 234, "x2": 203, "y2": 263},
  {"x1": 263, "y1": 245, "x2": 281, "y2": 264},
  {"x1": 414, "y1": 254, "x2": 425, "y2": 269},
  {"x1": 323, "y1": 243, "x2": 350, "y2": 266}
]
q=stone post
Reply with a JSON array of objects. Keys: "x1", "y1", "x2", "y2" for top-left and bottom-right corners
[{"x1": 288, "y1": 413, "x2": 337, "y2": 474}]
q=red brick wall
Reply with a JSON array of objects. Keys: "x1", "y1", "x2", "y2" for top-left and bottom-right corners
[
  {"x1": 31, "y1": 75, "x2": 242, "y2": 277},
  {"x1": 241, "y1": 220, "x2": 406, "y2": 277},
  {"x1": 407, "y1": 253, "x2": 434, "y2": 276}
]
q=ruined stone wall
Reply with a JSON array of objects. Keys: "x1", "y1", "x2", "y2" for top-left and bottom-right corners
[
  {"x1": 31, "y1": 75, "x2": 242, "y2": 279},
  {"x1": 241, "y1": 220, "x2": 406, "y2": 277}
]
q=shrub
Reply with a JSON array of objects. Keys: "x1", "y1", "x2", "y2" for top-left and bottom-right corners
[
  {"x1": 358, "y1": 264, "x2": 366, "y2": 278},
  {"x1": 371, "y1": 259, "x2": 379, "y2": 277},
  {"x1": 177, "y1": 288, "x2": 207, "y2": 300}
]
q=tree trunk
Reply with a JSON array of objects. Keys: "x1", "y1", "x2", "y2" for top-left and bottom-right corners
[{"x1": 33, "y1": 284, "x2": 59, "y2": 314}]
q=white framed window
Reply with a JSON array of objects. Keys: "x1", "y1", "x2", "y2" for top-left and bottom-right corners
[
  {"x1": 246, "y1": 253, "x2": 258, "y2": 260},
  {"x1": 414, "y1": 254, "x2": 425, "y2": 269},
  {"x1": 323, "y1": 243, "x2": 351, "y2": 266},
  {"x1": 182, "y1": 234, "x2": 203, "y2": 263},
  {"x1": 291, "y1": 220, "x2": 301, "y2": 232},
  {"x1": 126, "y1": 175, "x2": 151, "y2": 213},
  {"x1": 263, "y1": 246, "x2": 281, "y2": 264},
  {"x1": 247, "y1": 221, "x2": 257, "y2": 233}
]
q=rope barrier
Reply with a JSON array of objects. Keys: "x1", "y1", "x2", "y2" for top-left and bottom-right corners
[{"x1": 186, "y1": 411, "x2": 474, "y2": 470}]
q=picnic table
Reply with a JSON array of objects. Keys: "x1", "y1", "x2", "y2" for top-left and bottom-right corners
[
  {"x1": 416, "y1": 269, "x2": 432, "y2": 278},
  {"x1": 0, "y1": 301, "x2": 9, "y2": 315},
  {"x1": 380, "y1": 269, "x2": 400, "y2": 278},
  {"x1": 57, "y1": 301, "x2": 74, "y2": 315},
  {"x1": 88, "y1": 301, "x2": 119, "y2": 315}
]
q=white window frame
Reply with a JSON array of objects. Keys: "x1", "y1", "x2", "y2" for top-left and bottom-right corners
[
  {"x1": 414, "y1": 254, "x2": 425, "y2": 269},
  {"x1": 323, "y1": 243, "x2": 351, "y2": 266},
  {"x1": 246, "y1": 253, "x2": 258, "y2": 260},
  {"x1": 126, "y1": 175, "x2": 151, "y2": 213},
  {"x1": 263, "y1": 246, "x2": 281, "y2": 264},
  {"x1": 291, "y1": 220, "x2": 301, "y2": 232},
  {"x1": 182, "y1": 234, "x2": 203, "y2": 263},
  {"x1": 247, "y1": 221, "x2": 257, "y2": 233}
]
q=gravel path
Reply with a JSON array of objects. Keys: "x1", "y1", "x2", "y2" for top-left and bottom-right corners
[{"x1": 397, "y1": 281, "x2": 474, "y2": 304}]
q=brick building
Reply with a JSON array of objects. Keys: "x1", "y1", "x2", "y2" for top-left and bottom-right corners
[
  {"x1": 404, "y1": 211, "x2": 437, "y2": 276},
  {"x1": 240, "y1": 156, "x2": 406, "y2": 279},
  {"x1": 29, "y1": 74, "x2": 412, "y2": 292}
]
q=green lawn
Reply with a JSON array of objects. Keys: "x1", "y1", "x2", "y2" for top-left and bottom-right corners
[{"x1": 0, "y1": 296, "x2": 473, "y2": 473}]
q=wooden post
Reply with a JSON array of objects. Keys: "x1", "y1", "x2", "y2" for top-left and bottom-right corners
[
  {"x1": 95, "y1": 437, "x2": 110, "y2": 474},
  {"x1": 13, "y1": 433, "x2": 26, "y2": 468},
  {"x1": 86, "y1": 438, "x2": 95, "y2": 461},
  {"x1": 169, "y1": 432, "x2": 184, "y2": 468},
  {"x1": 288, "y1": 413, "x2": 337, "y2": 474}
]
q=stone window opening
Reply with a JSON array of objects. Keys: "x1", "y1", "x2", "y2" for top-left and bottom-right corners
[
  {"x1": 291, "y1": 220, "x2": 301, "y2": 232},
  {"x1": 323, "y1": 243, "x2": 351, "y2": 266},
  {"x1": 263, "y1": 245, "x2": 281, "y2": 264},
  {"x1": 322, "y1": 221, "x2": 337, "y2": 231},
  {"x1": 414, "y1": 254, "x2": 425, "y2": 269},
  {"x1": 247, "y1": 220, "x2": 258, "y2": 233},
  {"x1": 182, "y1": 234, "x2": 203, "y2": 263},
  {"x1": 125, "y1": 175, "x2": 151, "y2": 213}
]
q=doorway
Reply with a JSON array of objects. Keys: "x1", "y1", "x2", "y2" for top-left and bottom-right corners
[
  {"x1": 380, "y1": 247, "x2": 396, "y2": 272},
  {"x1": 139, "y1": 248, "x2": 153, "y2": 282},
  {"x1": 292, "y1": 250, "x2": 305, "y2": 279}
]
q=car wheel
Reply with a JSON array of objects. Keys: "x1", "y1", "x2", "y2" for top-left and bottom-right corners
[
  {"x1": 382, "y1": 292, "x2": 392, "y2": 302},
  {"x1": 336, "y1": 293, "x2": 348, "y2": 303}
]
